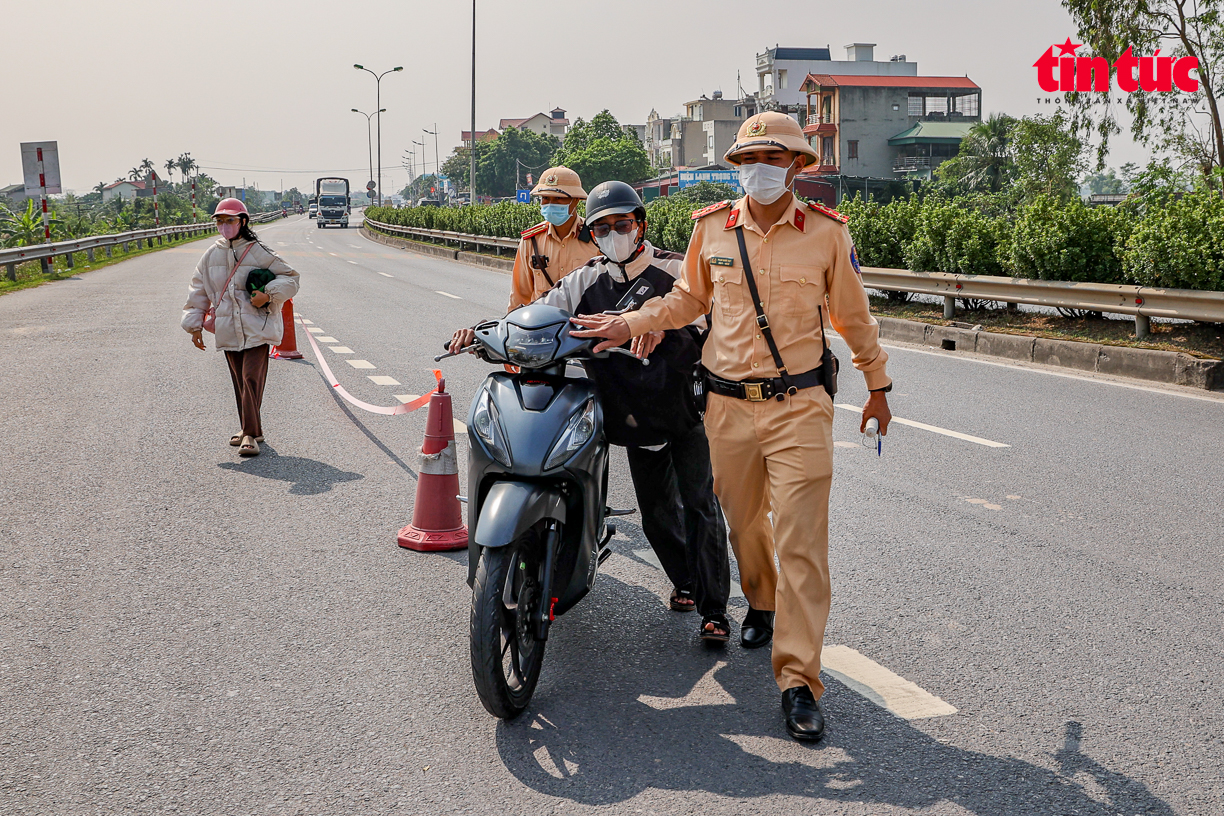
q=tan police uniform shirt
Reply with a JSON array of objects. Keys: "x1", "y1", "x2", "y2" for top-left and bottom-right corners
[
  {"x1": 622, "y1": 194, "x2": 891, "y2": 391},
  {"x1": 508, "y1": 218, "x2": 602, "y2": 312}
]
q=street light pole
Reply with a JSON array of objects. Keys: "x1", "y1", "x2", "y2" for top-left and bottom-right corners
[
  {"x1": 470, "y1": 0, "x2": 477, "y2": 206},
  {"x1": 354, "y1": 64, "x2": 402, "y2": 205},
  {"x1": 351, "y1": 108, "x2": 383, "y2": 201},
  {"x1": 424, "y1": 124, "x2": 440, "y2": 189},
  {"x1": 413, "y1": 139, "x2": 426, "y2": 184}
]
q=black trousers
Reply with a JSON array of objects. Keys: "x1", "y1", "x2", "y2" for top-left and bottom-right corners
[{"x1": 625, "y1": 424, "x2": 730, "y2": 618}]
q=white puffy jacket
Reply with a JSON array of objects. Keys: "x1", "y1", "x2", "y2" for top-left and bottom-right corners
[{"x1": 182, "y1": 236, "x2": 301, "y2": 352}]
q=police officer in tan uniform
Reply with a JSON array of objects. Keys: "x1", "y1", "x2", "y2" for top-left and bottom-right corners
[
  {"x1": 571, "y1": 112, "x2": 893, "y2": 742},
  {"x1": 506, "y1": 166, "x2": 600, "y2": 312}
]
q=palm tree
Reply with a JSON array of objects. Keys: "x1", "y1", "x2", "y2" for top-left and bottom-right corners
[
  {"x1": 950, "y1": 113, "x2": 1017, "y2": 193},
  {"x1": 164, "y1": 159, "x2": 177, "y2": 185},
  {"x1": 93, "y1": 182, "x2": 107, "y2": 196},
  {"x1": 139, "y1": 158, "x2": 155, "y2": 180},
  {"x1": 128, "y1": 167, "x2": 143, "y2": 182},
  {"x1": 177, "y1": 152, "x2": 196, "y2": 181}
]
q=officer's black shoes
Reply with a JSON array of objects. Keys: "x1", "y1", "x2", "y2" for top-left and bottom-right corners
[
  {"x1": 781, "y1": 686, "x2": 826, "y2": 742},
  {"x1": 740, "y1": 607, "x2": 775, "y2": 649}
]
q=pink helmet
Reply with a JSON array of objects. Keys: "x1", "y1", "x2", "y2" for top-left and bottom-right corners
[{"x1": 213, "y1": 198, "x2": 249, "y2": 217}]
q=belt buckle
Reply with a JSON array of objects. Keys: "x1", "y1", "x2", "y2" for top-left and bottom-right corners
[{"x1": 743, "y1": 382, "x2": 766, "y2": 402}]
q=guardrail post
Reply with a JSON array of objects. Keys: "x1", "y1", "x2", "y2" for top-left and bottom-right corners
[
  {"x1": 65, "y1": 252, "x2": 74, "y2": 270},
  {"x1": 943, "y1": 296, "x2": 956, "y2": 319},
  {"x1": 1135, "y1": 313, "x2": 1151, "y2": 339},
  {"x1": 5, "y1": 263, "x2": 15, "y2": 282},
  {"x1": 86, "y1": 248, "x2": 95, "y2": 262},
  {"x1": 40, "y1": 258, "x2": 50, "y2": 275},
  {"x1": 106, "y1": 245, "x2": 112, "y2": 258}
]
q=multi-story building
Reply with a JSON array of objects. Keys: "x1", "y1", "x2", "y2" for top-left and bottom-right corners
[
  {"x1": 755, "y1": 43, "x2": 917, "y2": 115},
  {"x1": 498, "y1": 108, "x2": 570, "y2": 140},
  {"x1": 798, "y1": 72, "x2": 981, "y2": 184},
  {"x1": 645, "y1": 91, "x2": 756, "y2": 171}
]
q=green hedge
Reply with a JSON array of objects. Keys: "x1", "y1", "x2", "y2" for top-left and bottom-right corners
[{"x1": 369, "y1": 185, "x2": 1224, "y2": 293}]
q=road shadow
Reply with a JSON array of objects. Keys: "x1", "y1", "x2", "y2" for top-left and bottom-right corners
[
  {"x1": 218, "y1": 443, "x2": 364, "y2": 495},
  {"x1": 491, "y1": 578, "x2": 1173, "y2": 814}
]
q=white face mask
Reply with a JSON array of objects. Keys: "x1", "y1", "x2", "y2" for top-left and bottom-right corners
[
  {"x1": 595, "y1": 229, "x2": 640, "y2": 264},
  {"x1": 738, "y1": 161, "x2": 794, "y2": 205}
]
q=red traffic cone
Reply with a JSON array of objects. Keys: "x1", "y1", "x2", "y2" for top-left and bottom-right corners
[
  {"x1": 398, "y1": 379, "x2": 469, "y2": 552},
  {"x1": 270, "y1": 299, "x2": 304, "y2": 359}
]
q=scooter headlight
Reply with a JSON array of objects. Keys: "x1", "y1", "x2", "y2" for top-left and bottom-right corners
[
  {"x1": 505, "y1": 323, "x2": 561, "y2": 367},
  {"x1": 545, "y1": 399, "x2": 597, "y2": 470},
  {"x1": 473, "y1": 388, "x2": 512, "y2": 468}
]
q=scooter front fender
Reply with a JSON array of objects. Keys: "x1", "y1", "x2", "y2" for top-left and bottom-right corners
[{"x1": 473, "y1": 481, "x2": 566, "y2": 551}]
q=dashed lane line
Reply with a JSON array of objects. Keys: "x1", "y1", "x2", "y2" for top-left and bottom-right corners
[
  {"x1": 329, "y1": 252, "x2": 340, "y2": 256},
  {"x1": 315, "y1": 337, "x2": 338, "y2": 343},
  {"x1": 368, "y1": 375, "x2": 400, "y2": 386},
  {"x1": 348, "y1": 261, "x2": 359, "y2": 265},
  {"x1": 346, "y1": 360, "x2": 376, "y2": 369},
  {"x1": 835, "y1": 403, "x2": 1009, "y2": 448},
  {"x1": 328, "y1": 346, "x2": 354, "y2": 354},
  {"x1": 306, "y1": 327, "x2": 325, "y2": 334},
  {"x1": 378, "y1": 272, "x2": 394, "y2": 278},
  {"x1": 435, "y1": 291, "x2": 462, "y2": 299}
]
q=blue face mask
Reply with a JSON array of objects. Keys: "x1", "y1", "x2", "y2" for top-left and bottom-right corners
[{"x1": 540, "y1": 203, "x2": 572, "y2": 226}]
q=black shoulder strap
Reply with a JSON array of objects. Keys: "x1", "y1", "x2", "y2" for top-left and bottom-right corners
[
  {"x1": 734, "y1": 227, "x2": 795, "y2": 395},
  {"x1": 529, "y1": 236, "x2": 554, "y2": 287}
]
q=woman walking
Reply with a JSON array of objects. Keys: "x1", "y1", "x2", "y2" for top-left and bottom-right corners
[{"x1": 182, "y1": 198, "x2": 300, "y2": 456}]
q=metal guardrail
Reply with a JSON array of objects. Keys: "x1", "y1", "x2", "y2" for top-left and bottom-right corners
[
  {"x1": 860, "y1": 267, "x2": 1224, "y2": 336},
  {"x1": 366, "y1": 218, "x2": 1224, "y2": 336},
  {"x1": 0, "y1": 211, "x2": 287, "y2": 279},
  {"x1": 364, "y1": 217, "x2": 519, "y2": 252}
]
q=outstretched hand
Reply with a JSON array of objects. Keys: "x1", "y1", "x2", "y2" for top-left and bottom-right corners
[{"x1": 569, "y1": 314, "x2": 632, "y2": 353}]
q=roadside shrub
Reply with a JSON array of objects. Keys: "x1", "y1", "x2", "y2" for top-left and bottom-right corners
[
  {"x1": 902, "y1": 198, "x2": 1010, "y2": 277},
  {"x1": 1123, "y1": 183, "x2": 1224, "y2": 291},
  {"x1": 1009, "y1": 195, "x2": 1133, "y2": 283},
  {"x1": 841, "y1": 194, "x2": 922, "y2": 270}
]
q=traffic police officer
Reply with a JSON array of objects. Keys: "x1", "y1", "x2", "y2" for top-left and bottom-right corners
[
  {"x1": 571, "y1": 112, "x2": 893, "y2": 742},
  {"x1": 507, "y1": 166, "x2": 600, "y2": 312}
]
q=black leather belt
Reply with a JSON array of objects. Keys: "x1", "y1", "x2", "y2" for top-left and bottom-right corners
[{"x1": 706, "y1": 367, "x2": 823, "y2": 402}]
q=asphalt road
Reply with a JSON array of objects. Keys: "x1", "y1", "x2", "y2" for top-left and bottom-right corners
[{"x1": 1, "y1": 212, "x2": 1221, "y2": 815}]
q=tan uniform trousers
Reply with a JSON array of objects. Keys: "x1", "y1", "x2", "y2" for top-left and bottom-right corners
[{"x1": 704, "y1": 385, "x2": 834, "y2": 697}]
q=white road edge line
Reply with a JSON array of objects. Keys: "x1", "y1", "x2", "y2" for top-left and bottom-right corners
[
  {"x1": 835, "y1": 403, "x2": 1009, "y2": 448},
  {"x1": 435, "y1": 291, "x2": 462, "y2": 300},
  {"x1": 822, "y1": 645, "x2": 958, "y2": 720}
]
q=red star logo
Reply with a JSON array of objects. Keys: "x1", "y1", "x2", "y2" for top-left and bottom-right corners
[{"x1": 1056, "y1": 37, "x2": 1082, "y2": 56}]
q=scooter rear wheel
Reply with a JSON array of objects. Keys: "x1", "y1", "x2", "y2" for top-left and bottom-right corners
[{"x1": 470, "y1": 537, "x2": 547, "y2": 719}]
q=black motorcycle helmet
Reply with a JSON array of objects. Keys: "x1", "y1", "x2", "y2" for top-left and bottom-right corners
[{"x1": 583, "y1": 180, "x2": 646, "y2": 226}]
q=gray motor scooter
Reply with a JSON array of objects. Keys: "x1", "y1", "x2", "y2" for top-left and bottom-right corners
[{"x1": 437, "y1": 303, "x2": 646, "y2": 719}]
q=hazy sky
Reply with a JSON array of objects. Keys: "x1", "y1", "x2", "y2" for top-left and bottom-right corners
[{"x1": 1, "y1": 0, "x2": 1145, "y2": 195}]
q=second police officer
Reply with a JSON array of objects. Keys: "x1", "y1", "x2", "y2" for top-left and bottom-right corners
[{"x1": 571, "y1": 112, "x2": 894, "y2": 743}]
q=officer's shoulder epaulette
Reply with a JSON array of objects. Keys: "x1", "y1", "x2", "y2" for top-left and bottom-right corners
[
  {"x1": 520, "y1": 221, "x2": 549, "y2": 239},
  {"x1": 690, "y1": 200, "x2": 732, "y2": 221},
  {"x1": 806, "y1": 200, "x2": 849, "y2": 224}
]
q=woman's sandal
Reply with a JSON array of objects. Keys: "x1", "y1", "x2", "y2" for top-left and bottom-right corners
[
  {"x1": 238, "y1": 435, "x2": 260, "y2": 457},
  {"x1": 230, "y1": 434, "x2": 264, "y2": 446},
  {"x1": 669, "y1": 588, "x2": 696, "y2": 613},
  {"x1": 699, "y1": 613, "x2": 731, "y2": 646}
]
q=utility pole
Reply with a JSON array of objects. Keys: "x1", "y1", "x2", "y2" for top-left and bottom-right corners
[
  {"x1": 470, "y1": 0, "x2": 477, "y2": 206},
  {"x1": 354, "y1": 64, "x2": 403, "y2": 206}
]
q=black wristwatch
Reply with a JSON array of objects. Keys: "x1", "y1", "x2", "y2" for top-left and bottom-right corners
[{"x1": 870, "y1": 384, "x2": 893, "y2": 393}]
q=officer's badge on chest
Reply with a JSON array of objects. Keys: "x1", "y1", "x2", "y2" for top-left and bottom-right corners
[{"x1": 710, "y1": 257, "x2": 734, "y2": 267}]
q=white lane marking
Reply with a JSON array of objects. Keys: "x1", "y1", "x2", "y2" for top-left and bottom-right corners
[
  {"x1": 835, "y1": 403, "x2": 1010, "y2": 448},
  {"x1": 598, "y1": 552, "x2": 669, "y2": 608},
  {"x1": 328, "y1": 346, "x2": 354, "y2": 354},
  {"x1": 276, "y1": 241, "x2": 288, "y2": 246},
  {"x1": 435, "y1": 291, "x2": 462, "y2": 299},
  {"x1": 634, "y1": 548, "x2": 743, "y2": 599},
  {"x1": 834, "y1": 441, "x2": 859, "y2": 449},
  {"x1": 306, "y1": 327, "x2": 325, "y2": 334},
  {"x1": 349, "y1": 245, "x2": 363, "y2": 249},
  {"x1": 394, "y1": 394, "x2": 421, "y2": 403},
  {"x1": 821, "y1": 645, "x2": 958, "y2": 720},
  {"x1": 378, "y1": 272, "x2": 394, "y2": 278},
  {"x1": 368, "y1": 375, "x2": 400, "y2": 385},
  {"x1": 315, "y1": 336, "x2": 338, "y2": 343},
  {"x1": 348, "y1": 261, "x2": 359, "y2": 265},
  {"x1": 638, "y1": 661, "x2": 736, "y2": 710},
  {"x1": 880, "y1": 342, "x2": 1224, "y2": 405},
  {"x1": 329, "y1": 252, "x2": 340, "y2": 256},
  {"x1": 299, "y1": 319, "x2": 314, "y2": 325},
  {"x1": 346, "y1": 360, "x2": 376, "y2": 369},
  {"x1": 453, "y1": 418, "x2": 467, "y2": 434}
]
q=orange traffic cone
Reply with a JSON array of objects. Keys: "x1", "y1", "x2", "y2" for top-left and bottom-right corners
[
  {"x1": 398, "y1": 379, "x2": 469, "y2": 552},
  {"x1": 270, "y1": 299, "x2": 304, "y2": 359}
]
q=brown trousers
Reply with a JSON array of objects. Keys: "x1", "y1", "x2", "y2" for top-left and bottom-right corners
[
  {"x1": 704, "y1": 386, "x2": 835, "y2": 697},
  {"x1": 224, "y1": 345, "x2": 269, "y2": 438}
]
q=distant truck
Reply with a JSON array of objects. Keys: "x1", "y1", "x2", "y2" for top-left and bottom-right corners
[{"x1": 315, "y1": 178, "x2": 350, "y2": 228}]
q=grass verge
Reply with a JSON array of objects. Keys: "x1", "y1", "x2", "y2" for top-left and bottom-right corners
[
  {"x1": 1, "y1": 229, "x2": 217, "y2": 297},
  {"x1": 870, "y1": 295, "x2": 1224, "y2": 360}
]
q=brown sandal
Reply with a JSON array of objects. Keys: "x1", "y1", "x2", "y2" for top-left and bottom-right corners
[
  {"x1": 238, "y1": 435, "x2": 260, "y2": 456},
  {"x1": 231, "y1": 433, "x2": 263, "y2": 446}
]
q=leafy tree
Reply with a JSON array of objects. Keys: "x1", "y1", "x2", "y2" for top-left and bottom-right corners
[
  {"x1": 477, "y1": 127, "x2": 560, "y2": 197},
  {"x1": 1009, "y1": 195, "x2": 1134, "y2": 284},
  {"x1": 1123, "y1": 171, "x2": 1224, "y2": 289},
  {"x1": 552, "y1": 110, "x2": 651, "y2": 188},
  {"x1": 164, "y1": 159, "x2": 177, "y2": 185},
  {"x1": 0, "y1": 199, "x2": 63, "y2": 247},
  {"x1": 1061, "y1": 0, "x2": 1224, "y2": 174},
  {"x1": 1082, "y1": 168, "x2": 1129, "y2": 195},
  {"x1": 401, "y1": 174, "x2": 445, "y2": 200},
  {"x1": 671, "y1": 181, "x2": 738, "y2": 205},
  {"x1": 93, "y1": 182, "x2": 107, "y2": 196},
  {"x1": 935, "y1": 113, "x2": 1018, "y2": 193},
  {"x1": 1011, "y1": 113, "x2": 1088, "y2": 204}
]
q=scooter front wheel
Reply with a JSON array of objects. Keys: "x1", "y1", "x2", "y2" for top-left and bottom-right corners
[{"x1": 470, "y1": 538, "x2": 547, "y2": 719}]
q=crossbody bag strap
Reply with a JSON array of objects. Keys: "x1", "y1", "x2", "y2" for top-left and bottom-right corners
[
  {"x1": 734, "y1": 226, "x2": 796, "y2": 396},
  {"x1": 529, "y1": 236, "x2": 554, "y2": 287},
  {"x1": 211, "y1": 242, "x2": 256, "y2": 310}
]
